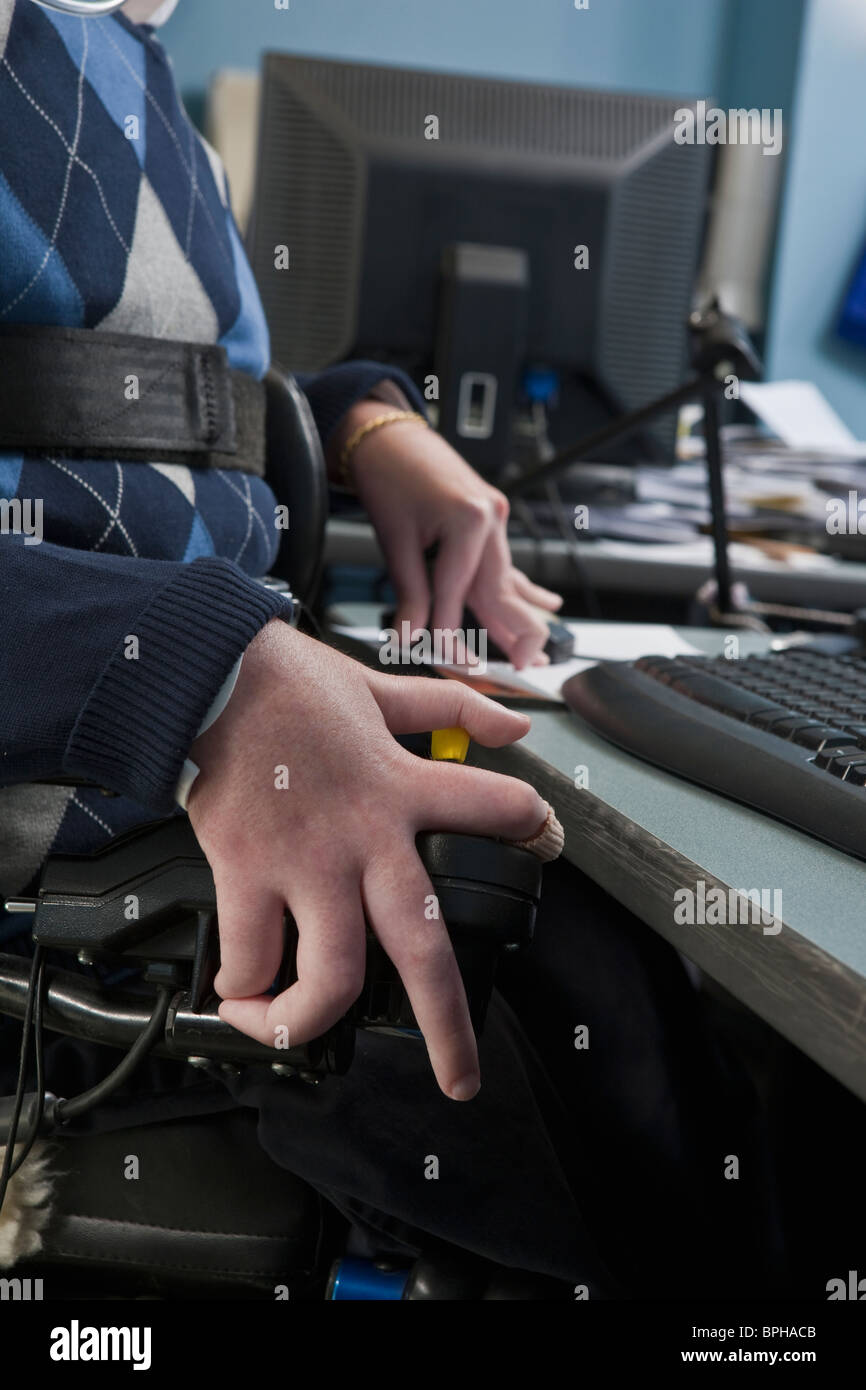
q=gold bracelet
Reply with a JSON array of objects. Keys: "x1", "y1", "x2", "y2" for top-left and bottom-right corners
[{"x1": 336, "y1": 410, "x2": 429, "y2": 490}]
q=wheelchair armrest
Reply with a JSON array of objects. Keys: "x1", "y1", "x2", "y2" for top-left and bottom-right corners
[{"x1": 263, "y1": 364, "x2": 329, "y2": 606}]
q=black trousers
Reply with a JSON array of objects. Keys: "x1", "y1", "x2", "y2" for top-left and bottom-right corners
[
  {"x1": 1, "y1": 858, "x2": 783, "y2": 1297},
  {"x1": 220, "y1": 857, "x2": 784, "y2": 1297}
]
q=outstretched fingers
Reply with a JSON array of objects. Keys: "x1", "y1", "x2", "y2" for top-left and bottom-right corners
[{"x1": 362, "y1": 843, "x2": 479, "y2": 1101}]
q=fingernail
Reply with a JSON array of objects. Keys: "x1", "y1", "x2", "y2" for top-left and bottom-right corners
[
  {"x1": 449, "y1": 1074, "x2": 481, "y2": 1102},
  {"x1": 507, "y1": 803, "x2": 565, "y2": 862}
]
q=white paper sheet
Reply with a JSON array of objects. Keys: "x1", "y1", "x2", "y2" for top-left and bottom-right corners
[
  {"x1": 482, "y1": 623, "x2": 702, "y2": 700},
  {"x1": 565, "y1": 621, "x2": 702, "y2": 662},
  {"x1": 331, "y1": 621, "x2": 702, "y2": 703},
  {"x1": 740, "y1": 381, "x2": 866, "y2": 458}
]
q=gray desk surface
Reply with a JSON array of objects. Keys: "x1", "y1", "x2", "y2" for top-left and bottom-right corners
[{"x1": 333, "y1": 606, "x2": 866, "y2": 1103}]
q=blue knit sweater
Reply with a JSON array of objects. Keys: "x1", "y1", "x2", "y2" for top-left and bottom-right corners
[{"x1": 0, "y1": 0, "x2": 423, "y2": 892}]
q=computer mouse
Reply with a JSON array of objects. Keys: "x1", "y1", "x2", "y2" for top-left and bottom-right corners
[
  {"x1": 465, "y1": 609, "x2": 575, "y2": 664},
  {"x1": 380, "y1": 608, "x2": 575, "y2": 664}
]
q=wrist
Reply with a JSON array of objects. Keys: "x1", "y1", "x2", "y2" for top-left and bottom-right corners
[
  {"x1": 336, "y1": 409, "x2": 431, "y2": 493},
  {"x1": 180, "y1": 619, "x2": 289, "y2": 811},
  {"x1": 326, "y1": 398, "x2": 389, "y2": 486}
]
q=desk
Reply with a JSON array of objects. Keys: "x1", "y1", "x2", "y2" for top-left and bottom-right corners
[{"x1": 334, "y1": 606, "x2": 866, "y2": 1103}]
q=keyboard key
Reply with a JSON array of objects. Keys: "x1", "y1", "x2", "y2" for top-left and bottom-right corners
[
  {"x1": 636, "y1": 658, "x2": 688, "y2": 685},
  {"x1": 793, "y1": 726, "x2": 854, "y2": 751},
  {"x1": 814, "y1": 748, "x2": 866, "y2": 779},
  {"x1": 635, "y1": 657, "x2": 681, "y2": 678},
  {"x1": 749, "y1": 705, "x2": 799, "y2": 730},
  {"x1": 676, "y1": 677, "x2": 788, "y2": 721},
  {"x1": 768, "y1": 717, "x2": 826, "y2": 740}
]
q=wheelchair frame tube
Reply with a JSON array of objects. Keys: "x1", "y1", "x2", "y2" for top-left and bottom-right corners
[{"x1": 0, "y1": 955, "x2": 351, "y2": 1074}]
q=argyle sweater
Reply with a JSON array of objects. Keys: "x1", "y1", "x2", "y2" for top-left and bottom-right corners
[{"x1": 0, "y1": 0, "x2": 424, "y2": 895}]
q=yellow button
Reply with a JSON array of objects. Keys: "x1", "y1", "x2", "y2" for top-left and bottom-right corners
[{"x1": 431, "y1": 727, "x2": 470, "y2": 763}]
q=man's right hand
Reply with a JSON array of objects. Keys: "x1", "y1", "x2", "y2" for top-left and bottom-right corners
[{"x1": 185, "y1": 619, "x2": 548, "y2": 1101}]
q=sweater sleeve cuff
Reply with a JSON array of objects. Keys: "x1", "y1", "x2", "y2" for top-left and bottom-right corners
[
  {"x1": 173, "y1": 651, "x2": 245, "y2": 810},
  {"x1": 296, "y1": 361, "x2": 428, "y2": 447},
  {"x1": 64, "y1": 557, "x2": 292, "y2": 814}
]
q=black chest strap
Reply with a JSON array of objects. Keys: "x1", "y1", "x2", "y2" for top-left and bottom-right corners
[{"x1": 0, "y1": 324, "x2": 265, "y2": 476}]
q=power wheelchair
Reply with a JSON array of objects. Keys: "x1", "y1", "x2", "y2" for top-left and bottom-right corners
[{"x1": 0, "y1": 366, "x2": 572, "y2": 1301}]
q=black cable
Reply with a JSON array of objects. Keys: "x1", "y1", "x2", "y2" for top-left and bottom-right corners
[
  {"x1": 520, "y1": 399, "x2": 601, "y2": 619},
  {"x1": 510, "y1": 496, "x2": 554, "y2": 594},
  {"x1": 55, "y1": 985, "x2": 171, "y2": 1124},
  {"x1": 6, "y1": 957, "x2": 47, "y2": 1179},
  {"x1": 503, "y1": 375, "x2": 703, "y2": 499},
  {"x1": 544, "y1": 476, "x2": 602, "y2": 619},
  {"x1": 0, "y1": 944, "x2": 43, "y2": 1216}
]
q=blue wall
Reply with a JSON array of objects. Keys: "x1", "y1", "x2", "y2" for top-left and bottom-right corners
[
  {"x1": 765, "y1": 0, "x2": 866, "y2": 435},
  {"x1": 719, "y1": 0, "x2": 806, "y2": 111},
  {"x1": 162, "y1": 0, "x2": 731, "y2": 101}
]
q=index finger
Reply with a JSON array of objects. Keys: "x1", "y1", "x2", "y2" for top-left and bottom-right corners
[{"x1": 369, "y1": 670, "x2": 530, "y2": 745}]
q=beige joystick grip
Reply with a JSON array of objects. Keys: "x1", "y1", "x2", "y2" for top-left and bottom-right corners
[{"x1": 507, "y1": 803, "x2": 564, "y2": 862}]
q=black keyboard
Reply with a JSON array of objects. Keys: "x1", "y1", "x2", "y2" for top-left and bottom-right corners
[{"x1": 562, "y1": 644, "x2": 866, "y2": 862}]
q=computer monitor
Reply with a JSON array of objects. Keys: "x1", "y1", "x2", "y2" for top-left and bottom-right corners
[{"x1": 248, "y1": 54, "x2": 712, "y2": 477}]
